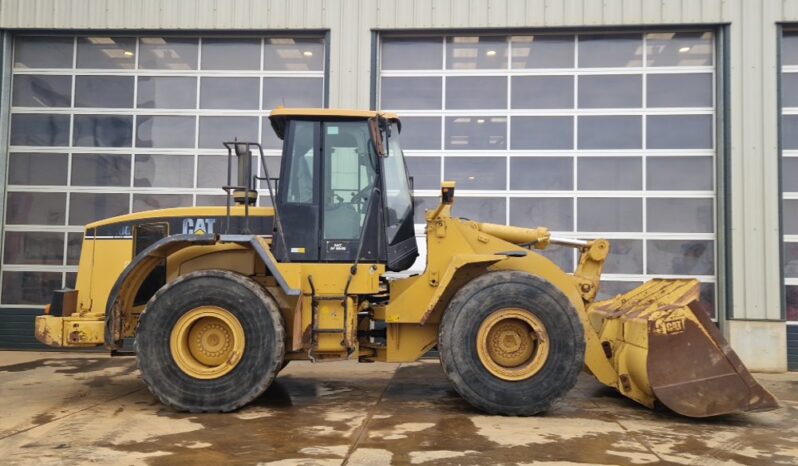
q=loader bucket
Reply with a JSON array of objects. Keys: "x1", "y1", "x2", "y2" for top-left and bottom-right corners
[{"x1": 587, "y1": 279, "x2": 779, "y2": 418}]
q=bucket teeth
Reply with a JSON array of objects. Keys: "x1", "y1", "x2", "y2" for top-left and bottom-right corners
[{"x1": 588, "y1": 279, "x2": 779, "y2": 418}]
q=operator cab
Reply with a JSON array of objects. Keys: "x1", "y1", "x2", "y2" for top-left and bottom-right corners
[{"x1": 268, "y1": 109, "x2": 418, "y2": 272}]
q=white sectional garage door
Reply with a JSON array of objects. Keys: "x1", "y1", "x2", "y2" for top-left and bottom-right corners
[
  {"x1": 0, "y1": 34, "x2": 325, "y2": 345},
  {"x1": 781, "y1": 30, "x2": 798, "y2": 370},
  {"x1": 377, "y1": 31, "x2": 718, "y2": 315}
]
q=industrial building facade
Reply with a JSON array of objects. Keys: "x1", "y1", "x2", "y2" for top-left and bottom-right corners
[{"x1": 0, "y1": 0, "x2": 793, "y2": 372}]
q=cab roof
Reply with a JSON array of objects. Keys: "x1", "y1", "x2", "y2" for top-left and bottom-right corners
[{"x1": 268, "y1": 107, "x2": 399, "y2": 139}]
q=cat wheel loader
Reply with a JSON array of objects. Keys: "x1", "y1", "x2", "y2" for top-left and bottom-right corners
[{"x1": 35, "y1": 108, "x2": 778, "y2": 417}]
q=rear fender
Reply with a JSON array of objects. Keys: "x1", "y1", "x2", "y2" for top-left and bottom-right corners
[
  {"x1": 104, "y1": 234, "x2": 216, "y2": 349},
  {"x1": 104, "y1": 234, "x2": 301, "y2": 349}
]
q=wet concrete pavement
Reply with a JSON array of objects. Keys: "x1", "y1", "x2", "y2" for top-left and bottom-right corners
[{"x1": 0, "y1": 351, "x2": 796, "y2": 465}]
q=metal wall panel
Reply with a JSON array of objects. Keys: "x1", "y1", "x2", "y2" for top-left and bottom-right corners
[
  {"x1": 0, "y1": 0, "x2": 795, "y2": 323},
  {"x1": 0, "y1": 309, "x2": 48, "y2": 349}
]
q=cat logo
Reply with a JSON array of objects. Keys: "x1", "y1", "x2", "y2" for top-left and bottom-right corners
[
  {"x1": 182, "y1": 218, "x2": 216, "y2": 235},
  {"x1": 653, "y1": 314, "x2": 686, "y2": 335}
]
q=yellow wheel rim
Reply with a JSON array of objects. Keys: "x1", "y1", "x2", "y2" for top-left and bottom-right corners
[
  {"x1": 476, "y1": 308, "x2": 549, "y2": 381},
  {"x1": 170, "y1": 306, "x2": 245, "y2": 380}
]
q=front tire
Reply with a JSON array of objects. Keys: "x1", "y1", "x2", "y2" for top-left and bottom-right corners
[
  {"x1": 135, "y1": 270, "x2": 285, "y2": 412},
  {"x1": 438, "y1": 271, "x2": 584, "y2": 416}
]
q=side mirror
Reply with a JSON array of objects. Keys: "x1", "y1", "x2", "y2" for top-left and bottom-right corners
[{"x1": 369, "y1": 118, "x2": 386, "y2": 156}]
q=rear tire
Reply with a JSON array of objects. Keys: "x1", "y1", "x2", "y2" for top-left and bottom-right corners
[
  {"x1": 135, "y1": 270, "x2": 285, "y2": 412},
  {"x1": 438, "y1": 271, "x2": 584, "y2": 416}
]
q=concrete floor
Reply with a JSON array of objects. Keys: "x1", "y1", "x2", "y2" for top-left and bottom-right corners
[{"x1": 0, "y1": 352, "x2": 796, "y2": 466}]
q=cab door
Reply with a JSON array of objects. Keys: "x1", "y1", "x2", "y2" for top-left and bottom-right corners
[
  {"x1": 319, "y1": 121, "x2": 382, "y2": 262},
  {"x1": 273, "y1": 120, "x2": 320, "y2": 262}
]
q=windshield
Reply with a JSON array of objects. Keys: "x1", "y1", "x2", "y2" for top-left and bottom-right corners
[{"x1": 382, "y1": 122, "x2": 413, "y2": 245}]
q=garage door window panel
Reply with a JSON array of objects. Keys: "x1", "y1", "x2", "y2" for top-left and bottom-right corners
[
  {"x1": 73, "y1": 114, "x2": 133, "y2": 147},
  {"x1": 578, "y1": 75, "x2": 642, "y2": 108},
  {"x1": 510, "y1": 157, "x2": 573, "y2": 190},
  {"x1": 787, "y1": 286, "x2": 798, "y2": 322},
  {"x1": 382, "y1": 37, "x2": 442, "y2": 70},
  {"x1": 457, "y1": 197, "x2": 506, "y2": 224},
  {"x1": 71, "y1": 154, "x2": 132, "y2": 187},
  {"x1": 136, "y1": 115, "x2": 196, "y2": 148},
  {"x1": 6, "y1": 192, "x2": 66, "y2": 225},
  {"x1": 784, "y1": 200, "x2": 798, "y2": 235},
  {"x1": 647, "y1": 73, "x2": 713, "y2": 108},
  {"x1": 446, "y1": 36, "x2": 507, "y2": 70},
  {"x1": 444, "y1": 157, "x2": 506, "y2": 190},
  {"x1": 68, "y1": 193, "x2": 130, "y2": 225},
  {"x1": 201, "y1": 38, "x2": 260, "y2": 70},
  {"x1": 406, "y1": 157, "x2": 442, "y2": 190},
  {"x1": 12, "y1": 75, "x2": 71, "y2": 108},
  {"x1": 134, "y1": 154, "x2": 195, "y2": 188},
  {"x1": 77, "y1": 37, "x2": 136, "y2": 69},
  {"x1": 784, "y1": 243, "x2": 798, "y2": 279},
  {"x1": 137, "y1": 76, "x2": 197, "y2": 109},
  {"x1": 783, "y1": 116, "x2": 798, "y2": 150},
  {"x1": 578, "y1": 34, "x2": 643, "y2": 68},
  {"x1": 138, "y1": 37, "x2": 198, "y2": 70},
  {"x1": 75, "y1": 76, "x2": 134, "y2": 108},
  {"x1": 264, "y1": 38, "x2": 324, "y2": 71},
  {"x1": 511, "y1": 116, "x2": 573, "y2": 150},
  {"x1": 647, "y1": 240, "x2": 714, "y2": 276},
  {"x1": 578, "y1": 157, "x2": 642, "y2": 191},
  {"x1": 200, "y1": 77, "x2": 259, "y2": 110},
  {"x1": 578, "y1": 116, "x2": 642, "y2": 150},
  {"x1": 647, "y1": 156, "x2": 713, "y2": 191},
  {"x1": 198, "y1": 155, "x2": 239, "y2": 189},
  {"x1": 510, "y1": 198, "x2": 573, "y2": 231},
  {"x1": 646, "y1": 32, "x2": 713, "y2": 67},
  {"x1": 8, "y1": 153, "x2": 68, "y2": 186},
  {"x1": 511, "y1": 35, "x2": 574, "y2": 69},
  {"x1": 647, "y1": 115, "x2": 713, "y2": 149},
  {"x1": 133, "y1": 194, "x2": 193, "y2": 212},
  {"x1": 10, "y1": 114, "x2": 70, "y2": 146},
  {"x1": 445, "y1": 117, "x2": 506, "y2": 150},
  {"x1": 602, "y1": 239, "x2": 643, "y2": 274},
  {"x1": 647, "y1": 198, "x2": 714, "y2": 234},
  {"x1": 577, "y1": 198, "x2": 643, "y2": 232},
  {"x1": 381, "y1": 77, "x2": 441, "y2": 110},
  {"x1": 1, "y1": 272, "x2": 64, "y2": 305},
  {"x1": 785, "y1": 73, "x2": 798, "y2": 109},
  {"x1": 14, "y1": 36, "x2": 73, "y2": 69},
  {"x1": 262, "y1": 77, "x2": 324, "y2": 109},
  {"x1": 398, "y1": 117, "x2": 442, "y2": 150},
  {"x1": 196, "y1": 195, "x2": 227, "y2": 206},
  {"x1": 511, "y1": 76, "x2": 573, "y2": 109},
  {"x1": 199, "y1": 116, "x2": 259, "y2": 149},
  {"x1": 446, "y1": 77, "x2": 507, "y2": 109},
  {"x1": 3, "y1": 232, "x2": 65, "y2": 266}
]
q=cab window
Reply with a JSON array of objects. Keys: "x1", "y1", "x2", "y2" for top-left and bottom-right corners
[
  {"x1": 284, "y1": 120, "x2": 315, "y2": 204},
  {"x1": 323, "y1": 122, "x2": 377, "y2": 240}
]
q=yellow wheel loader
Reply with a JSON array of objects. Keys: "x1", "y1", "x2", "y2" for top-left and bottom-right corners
[{"x1": 35, "y1": 108, "x2": 778, "y2": 417}]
